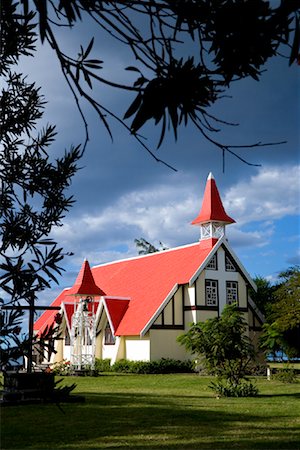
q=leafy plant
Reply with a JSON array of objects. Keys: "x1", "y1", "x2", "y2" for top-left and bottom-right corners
[
  {"x1": 51, "y1": 360, "x2": 72, "y2": 376},
  {"x1": 210, "y1": 379, "x2": 259, "y2": 398},
  {"x1": 178, "y1": 303, "x2": 258, "y2": 396},
  {"x1": 274, "y1": 364, "x2": 298, "y2": 384},
  {"x1": 96, "y1": 358, "x2": 195, "y2": 375},
  {"x1": 94, "y1": 358, "x2": 112, "y2": 374}
]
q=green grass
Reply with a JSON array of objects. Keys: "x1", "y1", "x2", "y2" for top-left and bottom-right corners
[{"x1": 2, "y1": 374, "x2": 300, "y2": 450}]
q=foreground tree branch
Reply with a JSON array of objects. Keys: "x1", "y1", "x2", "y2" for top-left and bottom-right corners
[{"x1": 2, "y1": 0, "x2": 298, "y2": 168}]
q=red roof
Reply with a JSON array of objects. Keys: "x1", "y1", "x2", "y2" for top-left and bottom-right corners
[
  {"x1": 104, "y1": 298, "x2": 130, "y2": 334},
  {"x1": 92, "y1": 240, "x2": 215, "y2": 335},
  {"x1": 34, "y1": 288, "x2": 70, "y2": 334},
  {"x1": 68, "y1": 259, "x2": 105, "y2": 296},
  {"x1": 34, "y1": 240, "x2": 216, "y2": 336},
  {"x1": 192, "y1": 173, "x2": 235, "y2": 225}
]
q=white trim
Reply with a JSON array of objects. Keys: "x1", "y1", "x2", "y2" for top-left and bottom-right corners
[
  {"x1": 140, "y1": 284, "x2": 179, "y2": 337},
  {"x1": 95, "y1": 298, "x2": 105, "y2": 323},
  {"x1": 61, "y1": 303, "x2": 72, "y2": 335},
  {"x1": 101, "y1": 296, "x2": 131, "y2": 336},
  {"x1": 221, "y1": 240, "x2": 257, "y2": 291},
  {"x1": 189, "y1": 236, "x2": 257, "y2": 292},
  {"x1": 248, "y1": 297, "x2": 265, "y2": 323},
  {"x1": 102, "y1": 300, "x2": 116, "y2": 335},
  {"x1": 189, "y1": 237, "x2": 224, "y2": 286}
]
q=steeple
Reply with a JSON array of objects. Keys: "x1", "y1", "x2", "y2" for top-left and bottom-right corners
[
  {"x1": 191, "y1": 172, "x2": 235, "y2": 241},
  {"x1": 68, "y1": 259, "x2": 105, "y2": 297}
]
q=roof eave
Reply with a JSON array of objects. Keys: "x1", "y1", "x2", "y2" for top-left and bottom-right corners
[
  {"x1": 189, "y1": 237, "x2": 224, "y2": 286},
  {"x1": 221, "y1": 239, "x2": 257, "y2": 291}
]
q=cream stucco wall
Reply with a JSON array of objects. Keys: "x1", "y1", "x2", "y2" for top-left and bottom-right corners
[
  {"x1": 102, "y1": 336, "x2": 122, "y2": 363},
  {"x1": 149, "y1": 329, "x2": 191, "y2": 361},
  {"x1": 195, "y1": 246, "x2": 248, "y2": 313}
]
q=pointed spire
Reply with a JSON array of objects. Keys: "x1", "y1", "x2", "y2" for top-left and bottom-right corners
[
  {"x1": 68, "y1": 259, "x2": 105, "y2": 296},
  {"x1": 191, "y1": 173, "x2": 235, "y2": 241},
  {"x1": 192, "y1": 172, "x2": 235, "y2": 225}
]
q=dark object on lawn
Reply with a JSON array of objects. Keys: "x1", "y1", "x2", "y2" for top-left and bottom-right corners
[{"x1": 1, "y1": 372, "x2": 84, "y2": 406}]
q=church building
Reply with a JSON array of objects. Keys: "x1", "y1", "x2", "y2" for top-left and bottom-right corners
[{"x1": 34, "y1": 173, "x2": 264, "y2": 369}]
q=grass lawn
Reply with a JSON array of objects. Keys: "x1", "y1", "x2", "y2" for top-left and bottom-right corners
[{"x1": 1, "y1": 374, "x2": 300, "y2": 450}]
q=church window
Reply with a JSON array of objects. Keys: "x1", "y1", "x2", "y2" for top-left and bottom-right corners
[
  {"x1": 65, "y1": 328, "x2": 70, "y2": 346},
  {"x1": 206, "y1": 254, "x2": 217, "y2": 270},
  {"x1": 225, "y1": 255, "x2": 236, "y2": 272},
  {"x1": 205, "y1": 280, "x2": 218, "y2": 306},
  {"x1": 104, "y1": 322, "x2": 115, "y2": 345},
  {"x1": 226, "y1": 281, "x2": 238, "y2": 305}
]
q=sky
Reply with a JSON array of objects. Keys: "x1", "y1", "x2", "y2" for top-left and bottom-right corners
[{"x1": 16, "y1": 9, "x2": 300, "y2": 306}]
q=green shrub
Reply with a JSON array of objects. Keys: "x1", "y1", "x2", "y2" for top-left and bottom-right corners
[
  {"x1": 209, "y1": 379, "x2": 259, "y2": 397},
  {"x1": 112, "y1": 359, "x2": 134, "y2": 373},
  {"x1": 148, "y1": 358, "x2": 195, "y2": 374},
  {"x1": 111, "y1": 358, "x2": 195, "y2": 374},
  {"x1": 274, "y1": 366, "x2": 298, "y2": 383},
  {"x1": 94, "y1": 358, "x2": 112, "y2": 374},
  {"x1": 246, "y1": 363, "x2": 268, "y2": 376}
]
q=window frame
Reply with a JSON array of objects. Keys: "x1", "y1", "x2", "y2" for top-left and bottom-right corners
[
  {"x1": 205, "y1": 279, "x2": 219, "y2": 307},
  {"x1": 226, "y1": 280, "x2": 239, "y2": 305},
  {"x1": 104, "y1": 322, "x2": 115, "y2": 345},
  {"x1": 206, "y1": 254, "x2": 218, "y2": 270},
  {"x1": 225, "y1": 254, "x2": 236, "y2": 272},
  {"x1": 65, "y1": 328, "x2": 71, "y2": 346}
]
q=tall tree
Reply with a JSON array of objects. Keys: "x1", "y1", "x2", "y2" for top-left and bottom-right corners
[
  {"x1": 2, "y1": 1, "x2": 299, "y2": 168},
  {"x1": 250, "y1": 276, "x2": 277, "y2": 318},
  {"x1": 134, "y1": 237, "x2": 168, "y2": 255},
  {"x1": 0, "y1": 4, "x2": 81, "y2": 371},
  {"x1": 260, "y1": 266, "x2": 300, "y2": 359}
]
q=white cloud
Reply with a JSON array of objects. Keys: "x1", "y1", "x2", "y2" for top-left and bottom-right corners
[
  {"x1": 227, "y1": 223, "x2": 275, "y2": 248},
  {"x1": 224, "y1": 165, "x2": 300, "y2": 224},
  {"x1": 50, "y1": 164, "x2": 300, "y2": 266}
]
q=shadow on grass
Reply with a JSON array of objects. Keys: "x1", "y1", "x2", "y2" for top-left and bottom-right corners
[
  {"x1": 259, "y1": 392, "x2": 300, "y2": 399},
  {"x1": 2, "y1": 391, "x2": 300, "y2": 449}
]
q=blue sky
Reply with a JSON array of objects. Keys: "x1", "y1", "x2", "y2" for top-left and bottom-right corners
[{"x1": 17, "y1": 13, "x2": 299, "y2": 304}]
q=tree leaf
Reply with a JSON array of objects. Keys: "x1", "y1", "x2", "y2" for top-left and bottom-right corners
[
  {"x1": 289, "y1": 15, "x2": 300, "y2": 66},
  {"x1": 125, "y1": 66, "x2": 141, "y2": 72},
  {"x1": 123, "y1": 93, "x2": 142, "y2": 120}
]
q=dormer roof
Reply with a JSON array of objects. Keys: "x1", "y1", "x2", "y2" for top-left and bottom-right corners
[{"x1": 191, "y1": 172, "x2": 235, "y2": 225}]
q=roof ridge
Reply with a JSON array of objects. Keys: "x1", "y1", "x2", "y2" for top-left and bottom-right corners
[{"x1": 92, "y1": 241, "x2": 200, "y2": 269}]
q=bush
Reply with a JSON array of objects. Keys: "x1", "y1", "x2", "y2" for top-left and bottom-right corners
[
  {"x1": 246, "y1": 363, "x2": 268, "y2": 376},
  {"x1": 94, "y1": 358, "x2": 112, "y2": 374},
  {"x1": 51, "y1": 360, "x2": 72, "y2": 376},
  {"x1": 274, "y1": 366, "x2": 298, "y2": 383},
  {"x1": 111, "y1": 358, "x2": 195, "y2": 374},
  {"x1": 112, "y1": 359, "x2": 135, "y2": 373},
  {"x1": 147, "y1": 358, "x2": 195, "y2": 374},
  {"x1": 210, "y1": 379, "x2": 259, "y2": 398}
]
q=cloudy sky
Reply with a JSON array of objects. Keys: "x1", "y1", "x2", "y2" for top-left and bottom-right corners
[{"x1": 17, "y1": 12, "x2": 299, "y2": 303}]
